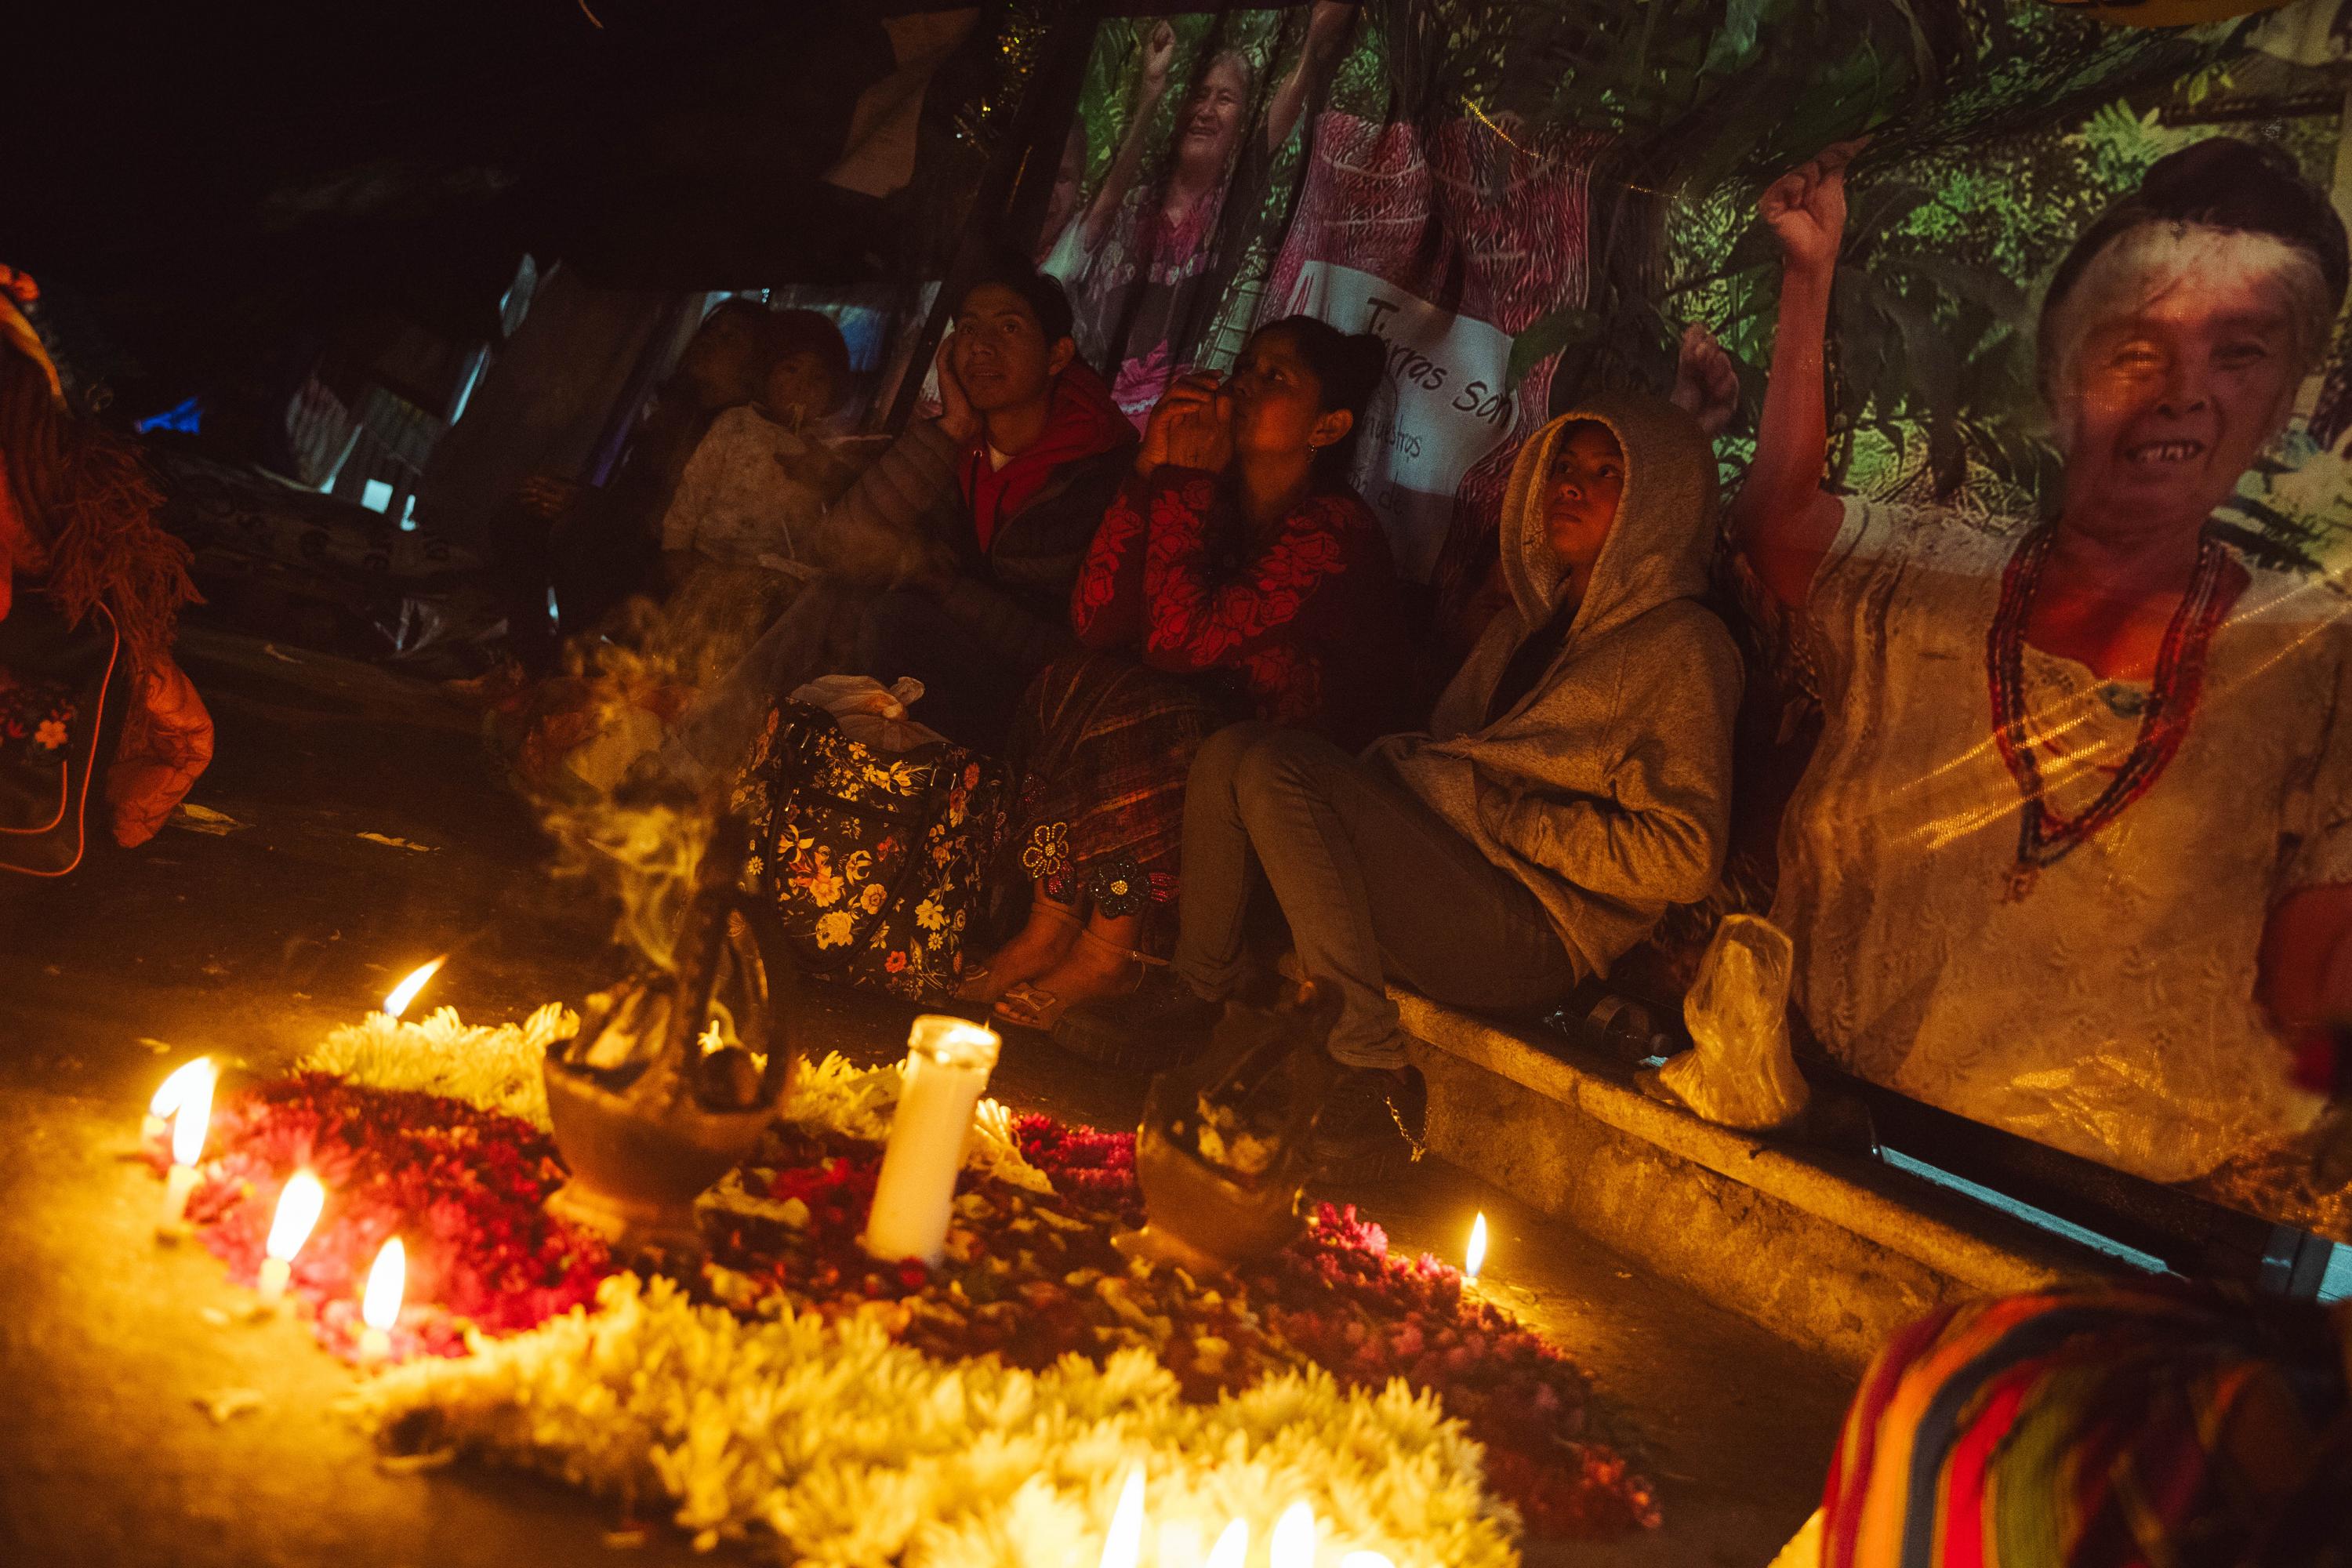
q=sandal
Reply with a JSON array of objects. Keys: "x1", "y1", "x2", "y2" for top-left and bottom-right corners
[
  {"x1": 991, "y1": 926, "x2": 1164, "y2": 1032},
  {"x1": 956, "y1": 901, "x2": 1082, "y2": 1006}
]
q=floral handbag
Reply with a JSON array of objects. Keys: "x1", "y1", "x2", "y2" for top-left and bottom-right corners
[
  {"x1": 0, "y1": 593, "x2": 122, "y2": 878},
  {"x1": 729, "y1": 700, "x2": 1010, "y2": 1003}
]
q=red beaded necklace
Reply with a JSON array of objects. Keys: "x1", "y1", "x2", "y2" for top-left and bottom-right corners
[{"x1": 1984, "y1": 524, "x2": 2235, "y2": 902}]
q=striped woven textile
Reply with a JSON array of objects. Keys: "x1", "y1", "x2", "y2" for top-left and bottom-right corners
[
  {"x1": 1007, "y1": 648, "x2": 1228, "y2": 946},
  {"x1": 1814, "y1": 1287, "x2": 2347, "y2": 1568}
]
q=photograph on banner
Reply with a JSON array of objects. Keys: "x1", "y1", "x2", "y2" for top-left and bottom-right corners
[
  {"x1": 1641, "y1": 12, "x2": 2352, "y2": 1240},
  {"x1": 1040, "y1": 2, "x2": 1370, "y2": 426},
  {"x1": 1037, "y1": 0, "x2": 2352, "y2": 1236}
]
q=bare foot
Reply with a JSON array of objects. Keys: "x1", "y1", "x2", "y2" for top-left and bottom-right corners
[
  {"x1": 994, "y1": 927, "x2": 1144, "y2": 1028},
  {"x1": 959, "y1": 902, "x2": 1081, "y2": 1005}
]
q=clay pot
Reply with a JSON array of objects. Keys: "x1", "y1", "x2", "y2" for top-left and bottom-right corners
[
  {"x1": 1119, "y1": 1117, "x2": 1308, "y2": 1275},
  {"x1": 543, "y1": 848, "x2": 797, "y2": 1257},
  {"x1": 1114, "y1": 985, "x2": 1341, "y2": 1274}
]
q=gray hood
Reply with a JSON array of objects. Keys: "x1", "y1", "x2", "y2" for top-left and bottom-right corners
[
  {"x1": 1494, "y1": 388, "x2": 1721, "y2": 672},
  {"x1": 1370, "y1": 390, "x2": 1741, "y2": 977}
]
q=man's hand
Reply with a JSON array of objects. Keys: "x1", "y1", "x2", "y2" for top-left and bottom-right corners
[
  {"x1": 1669, "y1": 324, "x2": 1742, "y2": 440},
  {"x1": 1758, "y1": 139, "x2": 1864, "y2": 281},
  {"x1": 934, "y1": 332, "x2": 978, "y2": 445}
]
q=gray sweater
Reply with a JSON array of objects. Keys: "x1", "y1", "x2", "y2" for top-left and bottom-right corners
[
  {"x1": 805, "y1": 403, "x2": 1134, "y2": 680},
  {"x1": 1369, "y1": 390, "x2": 1743, "y2": 978}
]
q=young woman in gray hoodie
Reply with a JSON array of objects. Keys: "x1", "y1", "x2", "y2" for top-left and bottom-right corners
[{"x1": 1171, "y1": 389, "x2": 1743, "y2": 1148}]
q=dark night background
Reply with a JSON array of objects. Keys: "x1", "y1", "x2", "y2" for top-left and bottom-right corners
[{"x1": 6, "y1": 1, "x2": 1024, "y2": 425}]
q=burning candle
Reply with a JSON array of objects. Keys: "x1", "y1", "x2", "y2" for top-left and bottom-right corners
[
  {"x1": 257, "y1": 1171, "x2": 325, "y2": 1302},
  {"x1": 1096, "y1": 1466, "x2": 1145, "y2": 1568},
  {"x1": 359, "y1": 1236, "x2": 405, "y2": 1363},
  {"x1": 158, "y1": 1061, "x2": 216, "y2": 1229},
  {"x1": 1270, "y1": 1503, "x2": 1317, "y2": 1568},
  {"x1": 1465, "y1": 1212, "x2": 1489, "y2": 1286},
  {"x1": 1203, "y1": 1520, "x2": 1250, "y2": 1568},
  {"x1": 862, "y1": 1015, "x2": 1000, "y2": 1266},
  {"x1": 381, "y1": 957, "x2": 445, "y2": 1021},
  {"x1": 143, "y1": 1057, "x2": 212, "y2": 1142}
]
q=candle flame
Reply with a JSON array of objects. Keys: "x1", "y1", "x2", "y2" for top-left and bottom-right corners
[
  {"x1": 169, "y1": 1062, "x2": 216, "y2": 1167},
  {"x1": 1270, "y1": 1503, "x2": 1317, "y2": 1568},
  {"x1": 382, "y1": 957, "x2": 445, "y2": 1020},
  {"x1": 1097, "y1": 1466, "x2": 1145, "y2": 1568},
  {"x1": 1340, "y1": 1555, "x2": 1400, "y2": 1568},
  {"x1": 361, "y1": 1237, "x2": 405, "y2": 1332},
  {"x1": 1465, "y1": 1211, "x2": 1488, "y2": 1284},
  {"x1": 1203, "y1": 1520, "x2": 1250, "y2": 1568},
  {"x1": 149, "y1": 1056, "x2": 212, "y2": 1120},
  {"x1": 265, "y1": 1171, "x2": 326, "y2": 1264}
]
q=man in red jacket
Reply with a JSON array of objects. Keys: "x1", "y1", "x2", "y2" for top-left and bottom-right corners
[{"x1": 849, "y1": 262, "x2": 1136, "y2": 749}]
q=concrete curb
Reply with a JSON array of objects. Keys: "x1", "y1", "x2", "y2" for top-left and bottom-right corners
[{"x1": 1394, "y1": 993, "x2": 2115, "y2": 1366}]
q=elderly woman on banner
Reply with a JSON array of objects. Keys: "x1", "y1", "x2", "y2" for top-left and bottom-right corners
[
  {"x1": 1049, "y1": 2, "x2": 1359, "y2": 423},
  {"x1": 1718, "y1": 135, "x2": 2352, "y2": 1196}
]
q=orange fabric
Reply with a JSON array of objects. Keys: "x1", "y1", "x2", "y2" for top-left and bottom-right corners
[
  {"x1": 0, "y1": 448, "x2": 18, "y2": 626},
  {"x1": 105, "y1": 657, "x2": 213, "y2": 848},
  {"x1": 0, "y1": 296, "x2": 61, "y2": 405},
  {"x1": 1, "y1": 318, "x2": 212, "y2": 855}
]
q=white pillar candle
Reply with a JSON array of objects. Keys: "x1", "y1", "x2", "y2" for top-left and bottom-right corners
[
  {"x1": 358, "y1": 1236, "x2": 405, "y2": 1364},
  {"x1": 1097, "y1": 1466, "x2": 1145, "y2": 1568},
  {"x1": 160, "y1": 1165, "x2": 200, "y2": 1229},
  {"x1": 1270, "y1": 1504, "x2": 1317, "y2": 1568},
  {"x1": 258, "y1": 1171, "x2": 325, "y2": 1303},
  {"x1": 158, "y1": 1062, "x2": 216, "y2": 1231},
  {"x1": 862, "y1": 1015, "x2": 1000, "y2": 1266}
]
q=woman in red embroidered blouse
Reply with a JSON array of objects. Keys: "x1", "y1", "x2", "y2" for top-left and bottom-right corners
[{"x1": 971, "y1": 317, "x2": 1407, "y2": 1034}]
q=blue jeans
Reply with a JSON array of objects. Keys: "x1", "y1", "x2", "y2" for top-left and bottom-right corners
[{"x1": 1174, "y1": 724, "x2": 1582, "y2": 1069}]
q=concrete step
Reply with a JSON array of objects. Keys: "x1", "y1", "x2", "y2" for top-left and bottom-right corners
[{"x1": 1396, "y1": 993, "x2": 2121, "y2": 1367}]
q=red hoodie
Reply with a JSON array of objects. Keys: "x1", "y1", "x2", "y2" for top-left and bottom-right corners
[{"x1": 960, "y1": 361, "x2": 1131, "y2": 554}]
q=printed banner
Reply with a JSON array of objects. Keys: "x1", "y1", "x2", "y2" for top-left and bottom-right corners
[
  {"x1": 1271, "y1": 260, "x2": 1517, "y2": 579},
  {"x1": 1043, "y1": 0, "x2": 2352, "y2": 1243}
]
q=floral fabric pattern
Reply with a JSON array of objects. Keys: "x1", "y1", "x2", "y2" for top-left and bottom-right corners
[
  {"x1": 1006, "y1": 653, "x2": 1224, "y2": 958},
  {"x1": 1021, "y1": 822, "x2": 1069, "y2": 880},
  {"x1": 731, "y1": 703, "x2": 1009, "y2": 1003},
  {"x1": 1070, "y1": 468, "x2": 1409, "y2": 751},
  {"x1": 0, "y1": 671, "x2": 76, "y2": 768},
  {"x1": 1087, "y1": 855, "x2": 1158, "y2": 920}
]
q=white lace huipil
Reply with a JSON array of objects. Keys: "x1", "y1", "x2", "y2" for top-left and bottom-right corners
[
  {"x1": 1770, "y1": 496, "x2": 2352, "y2": 1181},
  {"x1": 658, "y1": 405, "x2": 837, "y2": 569}
]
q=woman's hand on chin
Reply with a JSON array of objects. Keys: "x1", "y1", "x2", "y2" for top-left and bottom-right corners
[{"x1": 1141, "y1": 371, "x2": 1232, "y2": 474}]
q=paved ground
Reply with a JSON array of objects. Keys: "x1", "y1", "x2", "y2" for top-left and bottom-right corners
[{"x1": 0, "y1": 629, "x2": 1850, "y2": 1568}]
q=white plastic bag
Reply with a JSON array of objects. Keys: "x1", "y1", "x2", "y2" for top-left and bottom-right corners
[
  {"x1": 788, "y1": 675, "x2": 949, "y2": 753},
  {"x1": 1642, "y1": 913, "x2": 1809, "y2": 1131}
]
